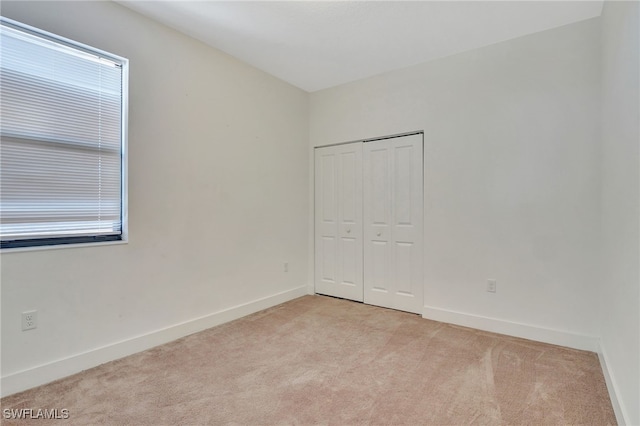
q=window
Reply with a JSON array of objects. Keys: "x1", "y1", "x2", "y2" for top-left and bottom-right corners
[{"x1": 0, "y1": 17, "x2": 128, "y2": 249}]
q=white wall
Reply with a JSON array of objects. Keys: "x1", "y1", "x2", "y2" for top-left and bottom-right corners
[
  {"x1": 0, "y1": 1, "x2": 309, "y2": 395},
  {"x1": 2, "y1": 2, "x2": 636, "y2": 417},
  {"x1": 310, "y1": 19, "x2": 602, "y2": 347},
  {"x1": 600, "y1": 1, "x2": 640, "y2": 424}
]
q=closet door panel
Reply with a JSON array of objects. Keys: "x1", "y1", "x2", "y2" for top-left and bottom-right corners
[
  {"x1": 364, "y1": 134, "x2": 423, "y2": 314},
  {"x1": 315, "y1": 151, "x2": 337, "y2": 289},
  {"x1": 364, "y1": 143, "x2": 391, "y2": 307},
  {"x1": 391, "y1": 137, "x2": 423, "y2": 313},
  {"x1": 337, "y1": 149, "x2": 361, "y2": 293},
  {"x1": 314, "y1": 143, "x2": 363, "y2": 302}
]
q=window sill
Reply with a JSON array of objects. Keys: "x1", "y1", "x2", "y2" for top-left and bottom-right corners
[{"x1": 0, "y1": 238, "x2": 128, "y2": 254}]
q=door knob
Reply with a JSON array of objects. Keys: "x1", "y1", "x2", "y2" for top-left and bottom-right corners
[
  {"x1": 377, "y1": 232, "x2": 382, "y2": 237},
  {"x1": 346, "y1": 229, "x2": 351, "y2": 233}
]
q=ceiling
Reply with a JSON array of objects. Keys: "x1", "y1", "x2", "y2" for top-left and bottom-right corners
[{"x1": 118, "y1": 1, "x2": 603, "y2": 92}]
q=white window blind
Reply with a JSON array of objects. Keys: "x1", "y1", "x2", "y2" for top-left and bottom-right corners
[{"x1": 0, "y1": 18, "x2": 128, "y2": 249}]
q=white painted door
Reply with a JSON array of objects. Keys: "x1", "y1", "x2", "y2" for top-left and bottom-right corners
[
  {"x1": 314, "y1": 143, "x2": 363, "y2": 301},
  {"x1": 363, "y1": 134, "x2": 423, "y2": 314}
]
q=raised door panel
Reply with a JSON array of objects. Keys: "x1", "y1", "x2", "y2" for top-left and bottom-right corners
[
  {"x1": 389, "y1": 135, "x2": 423, "y2": 313},
  {"x1": 337, "y1": 149, "x2": 362, "y2": 298},
  {"x1": 315, "y1": 150, "x2": 338, "y2": 290},
  {"x1": 363, "y1": 143, "x2": 392, "y2": 308}
]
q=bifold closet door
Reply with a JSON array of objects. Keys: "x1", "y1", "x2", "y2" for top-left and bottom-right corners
[
  {"x1": 314, "y1": 143, "x2": 363, "y2": 302},
  {"x1": 363, "y1": 134, "x2": 423, "y2": 314}
]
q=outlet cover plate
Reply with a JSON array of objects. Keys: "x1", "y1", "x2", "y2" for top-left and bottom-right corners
[{"x1": 22, "y1": 311, "x2": 37, "y2": 331}]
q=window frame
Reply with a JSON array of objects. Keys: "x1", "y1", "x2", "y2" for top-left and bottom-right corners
[{"x1": 0, "y1": 17, "x2": 129, "y2": 251}]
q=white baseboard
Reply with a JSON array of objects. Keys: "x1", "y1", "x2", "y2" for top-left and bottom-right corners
[
  {"x1": 598, "y1": 343, "x2": 630, "y2": 426},
  {"x1": 1, "y1": 285, "x2": 308, "y2": 398},
  {"x1": 422, "y1": 305, "x2": 600, "y2": 352}
]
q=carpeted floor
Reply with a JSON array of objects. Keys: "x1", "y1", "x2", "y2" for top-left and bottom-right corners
[{"x1": 1, "y1": 295, "x2": 615, "y2": 425}]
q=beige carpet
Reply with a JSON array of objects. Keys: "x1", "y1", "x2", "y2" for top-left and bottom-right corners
[{"x1": 1, "y1": 295, "x2": 615, "y2": 425}]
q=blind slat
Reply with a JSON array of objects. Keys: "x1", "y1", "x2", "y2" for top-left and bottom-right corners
[{"x1": 0, "y1": 18, "x2": 127, "y2": 245}]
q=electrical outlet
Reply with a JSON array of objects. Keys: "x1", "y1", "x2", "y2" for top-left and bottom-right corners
[
  {"x1": 22, "y1": 310, "x2": 37, "y2": 331},
  {"x1": 487, "y1": 279, "x2": 497, "y2": 293},
  {"x1": 284, "y1": 262, "x2": 289, "y2": 272}
]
